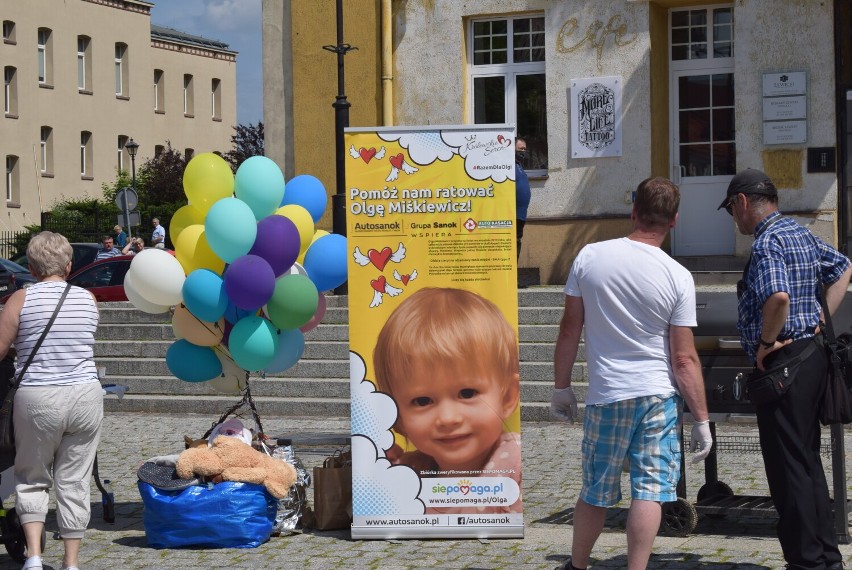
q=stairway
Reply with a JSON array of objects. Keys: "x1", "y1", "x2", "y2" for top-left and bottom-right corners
[{"x1": 98, "y1": 287, "x2": 574, "y2": 421}]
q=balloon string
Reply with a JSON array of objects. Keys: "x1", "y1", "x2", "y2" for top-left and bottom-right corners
[{"x1": 202, "y1": 379, "x2": 265, "y2": 441}]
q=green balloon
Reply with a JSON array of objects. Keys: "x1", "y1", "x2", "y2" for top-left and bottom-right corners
[
  {"x1": 266, "y1": 274, "x2": 318, "y2": 330},
  {"x1": 229, "y1": 315, "x2": 279, "y2": 371}
]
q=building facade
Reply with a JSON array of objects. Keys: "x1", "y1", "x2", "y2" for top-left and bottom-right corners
[
  {"x1": 1, "y1": 0, "x2": 237, "y2": 233},
  {"x1": 266, "y1": 0, "x2": 847, "y2": 284}
]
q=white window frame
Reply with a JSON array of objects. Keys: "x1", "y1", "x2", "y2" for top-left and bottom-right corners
[
  {"x1": 40, "y1": 126, "x2": 48, "y2": 173},
  {"x1": 115, "y1": 44, "x2": 123, "y2": 95},
  {"x1": 669, "y1": 4, "x2": 734, "y2": 72},
  {"x1": 117, "y1": 135, "x2": 128, "y2": 171},
  {"x1": 37, "y1": 28, "x2": 48, "y2": 84},
  {"x1": 3, "y1": 67, "x2": 12, "y2": 115},
  {"x1": 211, "y1": 78, "x2": 221, "y2": 120},
  {"x1": 3, "y1": 21, "x2": 15, "y2": 43},
  {"x1": 154, "y1": 69, "x2": 164, "y2": 112},
  {"x1": 183, "y1": 74, "x2": 194, "y2": 116},
  {"x1": 5, "y1": 156, "x2": 14, "y2": 202},
  {"x1": 78, "y1": 38, "x2": 85, "y2": 90},
  {"x1": 467, "y1": 15, "x2": 547, "y2": 176},
  {"x1": 80, "y1": 131, "x2": 92, "y2": 177}
]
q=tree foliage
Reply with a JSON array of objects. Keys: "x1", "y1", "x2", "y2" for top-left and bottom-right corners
[
  {"x1": 136, "y1": 142, "x2": 187, "y2": 208},
  {"x1": 224, "y1": 122, "x2": 264, "y2": 172}
]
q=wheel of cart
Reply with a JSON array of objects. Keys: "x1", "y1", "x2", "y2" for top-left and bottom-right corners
[{"x1": 660, "y1": 497, "x2": 698, "y2": 537}]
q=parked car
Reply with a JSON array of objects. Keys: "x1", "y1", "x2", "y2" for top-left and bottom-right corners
[
  {"x1": 12, "y1": 242, "x2": 100, "y2": 275},
  {"x1": 0, "y1": 258, "x2": 36, "y2": 295},
  {"x1": 67, "y1": 255, "x2": 133, "y2": 302}
]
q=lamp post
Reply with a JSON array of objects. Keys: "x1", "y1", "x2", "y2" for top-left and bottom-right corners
[{"x1": 124, "y1": 138, "x2": 139, "y2": 240}]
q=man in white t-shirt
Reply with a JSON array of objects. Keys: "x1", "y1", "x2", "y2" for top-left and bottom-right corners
[
  {"x1": 552, "y1": 177, "x2": 713, "y2": 570},
  {"x1": 151, "y1": 218, "x2": 165, "y2": 249}
]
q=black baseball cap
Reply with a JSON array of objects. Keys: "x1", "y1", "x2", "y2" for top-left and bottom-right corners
[{"x1": 717, "y1": 169, "x2": 777, "y2": 210}]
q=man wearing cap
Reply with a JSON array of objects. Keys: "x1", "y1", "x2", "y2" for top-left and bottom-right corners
[{"x1": 720, "y1": 168, "x2": 851, "y2": 570}]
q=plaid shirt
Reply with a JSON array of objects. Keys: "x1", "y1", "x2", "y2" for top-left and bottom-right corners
[{"x1": 738, "y1": 211, "x2": 851, "y2": 360}]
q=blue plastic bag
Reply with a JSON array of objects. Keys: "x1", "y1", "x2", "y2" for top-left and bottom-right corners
[{"x1": 138, "y1": 481, "x2": 277, "y2": 549}]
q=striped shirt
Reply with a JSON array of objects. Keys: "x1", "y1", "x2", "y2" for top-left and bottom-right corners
[
  {"x1": 15, "y1": 281, "x2": 100, "y2": 387},
  {"x1": 738, "y1": 211, "x2": 851, "y2": 360}
]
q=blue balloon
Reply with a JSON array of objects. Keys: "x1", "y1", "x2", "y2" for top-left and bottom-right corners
[
  {"x1": 264, "y1": 329, "x2": 305, "y2": 374},
  {"x1": 229, "y1": 315, "x2": 279, "y2": 372},
  {"x1": 282, "y1": 174, "x2": 327, "y2": 223},
  {"x1": 235, "y1": 156, "x2": 286, "y2": 220},
  {"x1": 302, "y1": 233, "x2": 348, "y2": 292},
  {"x1": 166, "y1": 340, "x2": 222, "y2": 382},
  {"x1": 183, "y1": 269, "x2": 229, "y2": 323},
  {"x1": 205, "y1": 197, "x2": 258, "y2": 263},
  {"x1": 223, "y1": 299, "x2": 255, "y2": 324}
]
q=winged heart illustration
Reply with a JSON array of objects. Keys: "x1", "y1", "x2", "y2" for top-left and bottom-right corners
[
  {"x1": 348, "y1": 145, "x2": 386, "y2": 164},
  {"x1": 393, "y1": 269, "x2": 418, "y2": 286},
  {"x1": 353, "y1": 243, "x2": 407, "y2": 269},
  {"x1": 368, "y1": 248, "x2": 393, "y2": 271},
  {"x1": 386, "y1": 154, "x2": 419, "y2": 182},
  {"x1": 369, "y1": 275, "x2": 402, "y2": 308}
]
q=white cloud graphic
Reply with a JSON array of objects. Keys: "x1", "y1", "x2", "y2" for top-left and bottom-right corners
[
  {"x1": 378, "y1": 131, "x2": 457, "y2": 165},
  {"x1": 441, "y1": 130, "x2": 516, "y2": 182},
  {"x1": 349, "y1": 352, "x2": 397, "y2": 454},
  {"x1": 351, "y1": 434, "x2": 425, "y2": 516}
]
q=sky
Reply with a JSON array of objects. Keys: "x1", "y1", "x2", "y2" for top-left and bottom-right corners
[{"x1": 149, "y1": 0, "x2": 263, "y2": 126}]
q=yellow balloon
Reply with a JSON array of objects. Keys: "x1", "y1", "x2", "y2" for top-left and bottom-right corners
[
  {"x1": 182, "y1": 153, "x2": 234, "y2": 214},
  {"x1": 172, "y1": 305, "x2": 224, "y2": 347},
  {"x1": 170, "y1": 204, "x2": 205, "y2": 246},
  {"x1": 297, "y1": 229, "x2": 330, "y2": 265},
  {"x1": 275, "y1": 204, "x2": 315, "y2": 254},
  {"x1": 175, "y1": 224, "x2": 225, "y2": 275}
]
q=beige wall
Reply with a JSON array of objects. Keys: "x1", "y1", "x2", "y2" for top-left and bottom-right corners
[{"x1": 0, "y1": 0, "x2": 236, "y2": 234}]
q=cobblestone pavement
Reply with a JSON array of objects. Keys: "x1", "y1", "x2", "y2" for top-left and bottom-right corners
[{"x1": 0, "y1": 413, "x2": 849, "y2": 569}]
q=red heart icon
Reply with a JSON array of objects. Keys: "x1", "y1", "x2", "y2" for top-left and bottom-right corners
[
  {"x1": 368, "y1": 247, "x2": 393, "y2": 271},
  {"x1": 497, "y1": 135, "x2": 505, "y2": 144},
  {"x1": 459, "y1": 485, "x2": 470, "y2": 495},
  {"x1": 400, "y1": 274, "x2": 410, "y2": 286},
  {"x1": 370, "y1": 275, "x2": 387, "y2": 293},
  {"x1": 389, "y1": 153, "x2": 404, "y2": 170},
  {"x1": 359, "y1": 147, "x2": 376, "y2": 163}
]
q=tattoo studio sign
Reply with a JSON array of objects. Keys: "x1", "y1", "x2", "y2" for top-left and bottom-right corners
[{"x1": 570, "y1": 76, "x2": 623, "y2": 158}]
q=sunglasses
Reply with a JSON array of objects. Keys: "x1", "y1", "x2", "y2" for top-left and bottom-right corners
[{"x1": 724, "y1": 195, "x2": 736, "y2": 216}]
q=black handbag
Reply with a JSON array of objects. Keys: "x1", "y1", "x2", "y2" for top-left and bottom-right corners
[
  {"x1": 746, "y1": 340, "x2": 816, "y2": 406},
  {"x1": 818, "y1": 292, "x2": 852, "y2": 425},
  {"x1": 0, "y1": 283, "x2": 72, "y2": 470}
]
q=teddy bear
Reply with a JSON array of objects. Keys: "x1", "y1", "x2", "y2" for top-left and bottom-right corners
[{"x1": 175, "y1": 434, "x2": 297, "y2": 499}]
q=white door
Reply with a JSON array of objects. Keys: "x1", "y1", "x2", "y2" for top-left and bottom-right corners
[{"x1": 669, "y1": 5, "x2": 736, "y2": 256}]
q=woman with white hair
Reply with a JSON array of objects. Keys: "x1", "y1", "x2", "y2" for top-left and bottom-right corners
[{"x1": 0, "y1": 232, "x2": 102, "y2": 570}]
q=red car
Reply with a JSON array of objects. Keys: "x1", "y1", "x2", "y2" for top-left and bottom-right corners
[{"x1": 66, "y1": 255, "x2": 132, "y2": 302}]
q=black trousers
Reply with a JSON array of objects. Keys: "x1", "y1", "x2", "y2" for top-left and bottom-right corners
[
  {"x1": 516, "y1": 219, "x2": 525, "y2": 260},
  {"x1": 756, "y1": 337, "x2": 841, "y2": 569}
]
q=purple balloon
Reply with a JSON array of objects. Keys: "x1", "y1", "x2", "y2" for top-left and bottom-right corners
[
  {"x1": 249, "y1": 215, "x2": 301, "y2": 277},
  {"x1": 224, "y1": 255, "x2": 276, "y2": 311}
]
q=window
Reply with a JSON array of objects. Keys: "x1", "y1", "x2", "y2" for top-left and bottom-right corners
[
  {"x1": 183, "y1": 74, "x2": 194, "y2": 116},
  {"x1": 671, "y1": 7, "x2": 734, "y2": 61},
  {"x1": 5, "y1": 155, "x2": 19, "y2": 203},
  {"x1": 154, "y1": 69, "x2": 164, "y2": 112},
  {"x1": 37, "y1": 28, "x2": 52, "y2": 85},
  {"x1": 117, "y1": 135, "x2": 129, "y2": 171},
  {"x1": 2, "y1": 20, "x2": 15, "y2": 43},
  {"x1": 154, "y1": 144, "x2": 164, "y2": 158},
  {"x1": 77, "y1": 36, "x2": 92, "y2": 92},
  {"x1": 4, "y1": 66, "x2": 16, "y2": 116},
  {"x1": 469, "y1": 16, "x2": 548, "y2": 174},
  {"x1": 40, "y1": 126, "x2": 53, "y2": 175},
  {"x1": 185, "y1": 148, "x2": 194, "y2": 161},
  {"x1": 115, "y1": 43, "x2": 129, "y2": 96},
  {"x1": 211, "y1": 78, "x2": 221, "y2": 120},
  {"x1": 80, "y1": 131, "x2": 92, "y2": 177}
]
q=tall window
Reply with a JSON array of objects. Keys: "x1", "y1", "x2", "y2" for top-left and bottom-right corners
[
  {"x1": 40, "y1": 126, "x2": 53, "y2": 175},
  {"x1": 154, "y1": 69, "x2": 164, "y2": 112},
  {"x1": 154, "y1": 145, "x2": 164, "y2": 158},
  {"x1": 671, "y1": 7, "x2": 734, "y2": 61},
  {"x1": 115, "y1": 43, "x2": 129, "y2": 96},
  {"x1": 81, "y1": 131, "x2": 92, "y2": 177},
  {"x1": 2, "y1": 20, "x2": 15, "y2": 43},
  {"x1": 5, "y1": 155, "x2": 19, "y2": 203},
  {"x1": 77, "y1": 36, "x2": 92, "y2": 92},
  {"x1": 183, "y1": 74, "x2": 194, "y2": 116},
  {"x1": 117, "y1": 135, "x2": 128, "y2": 171},
  {"x1": 211, "y1": 78, "x2": 221, "y2": 120},
  {"x1": 469, "y1": 16, "x2": 548, "y2": 174},
  {"x1": 38, "y1": 28, "x2": 52, "y2": 85},
  {"x1": 4, "y1": 66, "x2": 16, "y2": 116}
]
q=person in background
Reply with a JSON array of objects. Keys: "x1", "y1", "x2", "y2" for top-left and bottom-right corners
[
  {"x1": 0, "y1": 231, "x2": 103, "y2": 570},
  {"x1": 151, "y1": 218, "x2": 165, "y2": 249},
  {"x1": 720, "y1": 168, "x2": 851, "y2": 570},
  {"x1": 95, "y1": 236, "x2": 121, "y2": 260},
  {"x1": 552, "y1": 177, "x2": 712, "y2": 570},
  {"x1": 121, "y1": 237, "x2": 144, "y2": 255},
  {"x1": 515, "y1": 137, "x2": 531, "y2": 260},
  {"x1": 112, "y1": 225, "x2": 127, "y2": 248}
]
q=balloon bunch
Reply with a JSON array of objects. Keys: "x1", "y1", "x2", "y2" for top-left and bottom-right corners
[{"x1": 123, "y1": 153, "x2": 348, "y2": 393}]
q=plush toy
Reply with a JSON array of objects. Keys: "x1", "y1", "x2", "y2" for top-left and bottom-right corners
[{"x1": 176, "y1": 435, "x2": 297, "y2": 499}]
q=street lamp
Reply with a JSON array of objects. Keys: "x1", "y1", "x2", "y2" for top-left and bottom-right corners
[{"x1": 124, "y1": 138, "x2": 139, "y2": 240}]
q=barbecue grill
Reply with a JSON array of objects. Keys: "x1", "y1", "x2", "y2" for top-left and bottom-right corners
[{"x1": 659, "y1": 287, "x2": 851, "y2": 542}]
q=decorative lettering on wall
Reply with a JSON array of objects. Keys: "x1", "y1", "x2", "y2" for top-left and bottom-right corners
[{"x1": 556, "y1": 14, "x2": 636, "y2": 71}]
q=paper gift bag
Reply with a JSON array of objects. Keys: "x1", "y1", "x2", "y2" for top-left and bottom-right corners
[{"x1": 312, "y1": 450, "x2": 352, "y2": 530}]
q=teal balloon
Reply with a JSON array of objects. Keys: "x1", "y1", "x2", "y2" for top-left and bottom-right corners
[
  {"x1": 205, "y1": 197, "x2": 257, "y2": 263},
  {"x1": 282, "y1": 174, "x2": 327, "y2": 223},
  {"x1": 266, "y1": 274, "x2": 318, "y2": 330},
  {"x1": 264, "y1": 328, "x2": 305, "y2": 373},
  {"x1": 166, "y1": 340, "x2": 222, "y2": 382},
  {"x1": 183, "y1": 269, "x2": 228, "y2": 322},
  {"x1": 302, "y1": 233, "x2": 348, "y2": 292},
  {"x1": 228, "y1": 315, "x2": 279, "y2": 371},
  {"x1": 234, "y1": 156, "x2": 286, "y2": 220}
]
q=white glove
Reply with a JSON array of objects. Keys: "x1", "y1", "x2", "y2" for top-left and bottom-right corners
[
  {"x1": 550, "y1": 387, "x2": 579, "y2": 423},
  {"x1": 689, "y1": 420, "x2": 713, "y2": 463}
]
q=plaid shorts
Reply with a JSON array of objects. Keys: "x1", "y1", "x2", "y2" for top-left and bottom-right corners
[{"x1": 579, "y1": 394, "x2": 681, "y2": 507}]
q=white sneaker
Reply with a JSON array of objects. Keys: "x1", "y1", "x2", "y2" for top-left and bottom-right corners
[{"x1": 21, "y1": 556, "x2": 42, "y2": 570}]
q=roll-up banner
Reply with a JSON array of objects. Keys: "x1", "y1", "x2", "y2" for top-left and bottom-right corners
[{"x1": 345, "y1": 125, "x2": 523, "y2": 539}]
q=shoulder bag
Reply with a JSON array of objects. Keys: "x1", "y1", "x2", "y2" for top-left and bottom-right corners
[
  {"x1": 818, "y1": 290, "x2": 852, "y2": 425},
  {"x1": 0, "y1": 283, "x2": 72, "y2": 470}
]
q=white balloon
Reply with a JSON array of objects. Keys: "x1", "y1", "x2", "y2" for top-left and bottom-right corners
[
  {"x1": 124, "y1": 272, "x2": 171, "y2": 314},
  {"x1": 288, "y1": 262, "x2": 308, "y2": 277},
  {"x1": 210, "y1": 346, "x2": 248, "y2": 394},
  {"x1": 126, "y1": 249, "x2": 186, "y2": 306}
]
